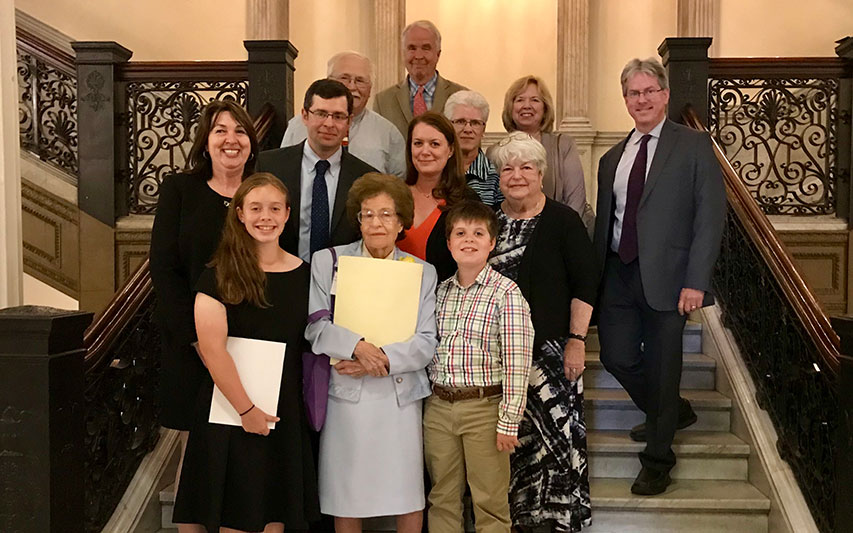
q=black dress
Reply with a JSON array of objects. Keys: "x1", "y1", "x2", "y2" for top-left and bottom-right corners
[
  {"x1": 172, "y1": 265, "x2": 320, "y2": 531},
  {"x1": 150, "y1": 172, "x2": 231, "y2": 430}
]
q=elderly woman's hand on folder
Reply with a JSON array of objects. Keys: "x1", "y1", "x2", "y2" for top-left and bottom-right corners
[{"x1": 353, "y1": 340, "x2": 390, "y2": 377}]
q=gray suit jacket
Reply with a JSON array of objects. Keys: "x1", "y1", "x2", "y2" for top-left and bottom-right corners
[
  {"x1": 304, "y1": 241, "x2": 438, "y2": 406},
  {"x1": 593, "y1": 119, "x2": 725, "y2": 311},
  {"x1": 373, "y1": 74, "x2": 467, "y2": 136}
]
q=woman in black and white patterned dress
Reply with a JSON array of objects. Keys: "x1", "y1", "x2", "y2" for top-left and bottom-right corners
[{"x1": 488, "y1": 132, "x2": 598, "y2": 532}]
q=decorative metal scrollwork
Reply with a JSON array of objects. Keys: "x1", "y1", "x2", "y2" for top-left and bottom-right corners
[
  {"x1": 708, "y1": 77, "x2": 838, "y2": 215},
  {"x1": 16, "y1": 50, "x2": 78, "y2": 177},
  {"x1": 126, "y1": 80, "x2": 248, "y2": 214},
  {"x1": 83, "y1": 295, "x2": 161, "y2": 533},
  {"x1": 713, "y1": 207, "x2": 838, "y2": 532}
]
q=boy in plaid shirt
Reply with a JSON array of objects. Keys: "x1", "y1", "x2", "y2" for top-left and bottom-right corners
[{"x1": 424, "y1": 201, "x2": 534, "y2": 533}]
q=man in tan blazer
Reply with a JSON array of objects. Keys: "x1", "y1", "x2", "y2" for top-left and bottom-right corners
[{"x1": 373, "y1": 19, "x2": 466, "y2": 137}]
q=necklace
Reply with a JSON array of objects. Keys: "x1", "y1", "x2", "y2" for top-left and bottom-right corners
[{"x1": 413, "y1": 183, "x2": 434, "y2": 199}]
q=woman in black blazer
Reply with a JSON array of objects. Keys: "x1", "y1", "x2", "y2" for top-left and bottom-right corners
[
  {"x1": 149, "y1": 99, "x2": 258, "y2": 496},
  {"x1": 488, "y1": 132, "x2": 597, "y2": 533}
]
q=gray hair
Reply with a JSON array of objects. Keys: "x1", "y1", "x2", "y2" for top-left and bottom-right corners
[
  {"x1": 488, "y1": 132, "x2": 548, "y2": 175},
  {"x1": 620, "y1": 58, "x2": 669, "y2": 96},
  {"x1": 402, "y1": 20, "x2": 441, "y2": 51},
  {"x1": 326, "y1": 51, "x2": 374, "y2": 85},
  {"x1": 444, "y1": 90, "x2": 490, "y2": 123}
]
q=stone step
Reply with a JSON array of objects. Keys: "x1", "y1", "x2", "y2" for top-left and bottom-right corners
[
  {"x1": 584, "y1": 352, "x2": 716, "y2": 390},
  {"x1": 584, "y1": 389, "x2": 731, "y2": 432},
  {"x1": 586, "y1": 322, "x2": 703, "y2": 354},
  {"x1": 587, "y1": 430, "x2": 750, "y2": 480},
  {"x1": 585, "y1": 478, "x2": 769, "y2": 533}
]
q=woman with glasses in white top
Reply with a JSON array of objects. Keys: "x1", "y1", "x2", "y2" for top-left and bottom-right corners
[{"x1": 305, "y1": 173, "x2": 438, "y2": 533}]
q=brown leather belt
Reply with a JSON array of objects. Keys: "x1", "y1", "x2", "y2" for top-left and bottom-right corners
[{"x1": 432, "y1": 384, "x2": 503, "y2": 403}]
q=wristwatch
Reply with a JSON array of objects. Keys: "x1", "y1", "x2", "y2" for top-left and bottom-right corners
[{"x1": 567, "y1": 332, "x2": 587, "y2": 343}]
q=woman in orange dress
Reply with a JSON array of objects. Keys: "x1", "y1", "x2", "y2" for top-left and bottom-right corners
[{"x1": 398, "y1": 112, "x2": 479, "y2": 281}]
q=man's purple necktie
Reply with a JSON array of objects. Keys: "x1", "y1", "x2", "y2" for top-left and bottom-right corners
[{"x1": 619, "y1": 134, "x2": 652, "y2": 264}]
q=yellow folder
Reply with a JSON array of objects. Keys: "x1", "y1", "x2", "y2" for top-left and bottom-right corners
[{"x1": 333, "y1": 255, "x2": 424, "y2": 356}]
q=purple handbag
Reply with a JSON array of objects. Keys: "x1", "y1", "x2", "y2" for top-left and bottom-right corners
[{"x1": 302, "y1": 248, "x2": 338, "y2": 432}]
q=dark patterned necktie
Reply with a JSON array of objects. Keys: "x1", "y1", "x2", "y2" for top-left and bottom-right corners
[
  {"x1": 618, "y1": 134, "x2": 652, "y2": 264},
  {"x1": 310, "y1": 159, "x2": 331, "y2": 257}
]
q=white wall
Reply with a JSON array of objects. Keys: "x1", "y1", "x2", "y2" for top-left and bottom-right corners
[{"x1": 23, "y1": 273, "x2": 78, "y2": 310}]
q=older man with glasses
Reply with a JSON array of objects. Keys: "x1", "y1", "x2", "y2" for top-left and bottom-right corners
[
  {"x1": 282, "y1": 51, "x2": 406, "y2": 178},
  {"x1": 443, "y1": 90, "x2": 502, "y2": 207}
]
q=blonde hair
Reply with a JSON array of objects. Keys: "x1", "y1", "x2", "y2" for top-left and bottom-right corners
[{"x1": 501, "y1": 75, "x2": 556, "y2": 134}]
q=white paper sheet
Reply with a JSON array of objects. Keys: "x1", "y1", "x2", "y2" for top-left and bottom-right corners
[{"x1": 208, "y1": 336, "x2": 286, "y2": 429}]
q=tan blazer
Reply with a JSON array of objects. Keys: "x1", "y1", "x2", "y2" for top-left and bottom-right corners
[{"x1": 373, "y1": 74, "x2": 467, "y2": 136}]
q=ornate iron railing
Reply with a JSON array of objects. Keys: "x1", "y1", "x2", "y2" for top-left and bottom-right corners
[
  {"x1": 120, "y1": 62, "x2": 249, "y2": 214},
  {"x1": 684, "y1": 108, "x2": 841, "y2": 532},
  {"x1": 708, "y1": 58, "x2": 852, "y2": 216},
  {"x1": 16, "y1": 27, "x2": 78, "y2": 179},
  {"x1": 82, "y1": 258, "x2": 159, "y2": 533}
]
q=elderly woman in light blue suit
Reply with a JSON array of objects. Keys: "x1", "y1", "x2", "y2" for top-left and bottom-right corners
[{"x1": 305, "y1": 172, "x2": 437, "y2": 533}]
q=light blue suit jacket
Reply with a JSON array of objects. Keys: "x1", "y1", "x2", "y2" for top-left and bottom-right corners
[{"x1": 304, "y1": 240, "x2": 438, "y2": 406}]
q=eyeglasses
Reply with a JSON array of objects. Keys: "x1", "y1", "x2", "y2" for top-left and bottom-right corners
[
  {"x1": 450, "y1": 118, "x2": 486, "y2": 129},
  {"x1": 357, "y1": 209, "x2": 398, "y2": 225},
  {"x1": 625, "y1": 88, "x2": 665, "y2": 100},
  {"x1": 307, "y1": 109, "x2": 350, "y2": 122},
  {"x1": 497, "y1": 131, "x2": 534, "y2": 147},
  {"x1": 332, "y1": 74, "x2": 371, "y2": 88}
]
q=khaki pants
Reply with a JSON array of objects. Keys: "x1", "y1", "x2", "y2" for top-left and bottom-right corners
[{"x1": 423, "y1": 394, "x2": 511, "y2": 533}]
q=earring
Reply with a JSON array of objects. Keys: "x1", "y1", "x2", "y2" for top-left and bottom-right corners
[
  {"x1": 248, "y1": 152, "x2": 255, "y2": 161},
  {"x1": 203, "y1": 150, "x2": 210, "y2": 160}
]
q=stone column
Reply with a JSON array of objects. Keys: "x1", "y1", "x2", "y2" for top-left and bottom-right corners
[
  {"x1": 677, "y1": 0, "x2": 718, "y2": 56},
  {"x1": 373, "y1": 0, "x2": 405, "y2": 92},
  {"x1": 556, "y1": 0, "x2": 595, "y2": 206},
  {"x1": 246, "y1": 0, "x2": 289, "y2": 40},
  {"x1": 0, "y1": 0, "x2": 23, "y2": 307}
]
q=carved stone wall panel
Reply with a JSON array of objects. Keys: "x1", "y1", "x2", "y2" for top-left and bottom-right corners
[
  {"x1": 20, "y1": 178, "x2": 79, "y2": 298},
  {"x1": 115, "y1": 217, "x2": 153, "y2": 287},
  {"x1": 776, "y1": 230, "x2": 848, "y2": 314}
]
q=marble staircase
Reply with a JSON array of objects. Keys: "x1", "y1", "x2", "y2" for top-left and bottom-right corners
[
  {"x1": 156, "y1": 321, "x2": 772, "y2": 533},
  {"x1": 582, "y1": 323, "x2": 770, "y2": 532}
]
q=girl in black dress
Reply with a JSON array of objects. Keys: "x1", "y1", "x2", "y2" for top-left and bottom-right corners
[
  {"x1": 150, "y1": 100, "x2": 258, "y2": 498},
  {"x1": 173, "y1": 173, "x2": 320, "y2": 532}
]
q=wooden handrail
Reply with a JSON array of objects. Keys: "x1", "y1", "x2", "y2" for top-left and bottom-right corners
[
  {"x1": 118, "y1": 61, "x2": 249, "y2": 82},
  {"x1": 709, "y1": 57, "x2": 852, "y2": 78},
  {"x1": 682, "y1": 107, "x2": 841, "y2": 375},
  {"x1": 15, "y1": 26, "x2": 75, "y2": 75}
]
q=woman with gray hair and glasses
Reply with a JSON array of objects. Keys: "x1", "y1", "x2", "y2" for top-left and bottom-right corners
[
  {"x1": 444, "y1": 90, "x2": 503, "y2": 206},
  {"x1": 488, "y1": 132, "x2": 597, "y2": 532}
]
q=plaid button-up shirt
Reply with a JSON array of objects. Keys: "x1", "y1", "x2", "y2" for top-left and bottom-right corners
[{"x1": 431, "y1": 264, "x2": 534, "y2": 436}]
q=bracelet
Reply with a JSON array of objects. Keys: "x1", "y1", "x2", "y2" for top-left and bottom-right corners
[
  {"x1": 567, "y1": 332, "x2": 587, "y2": 343},
  {"x1": 239, "y1": 404, "x2": 255, "y2": 416}
]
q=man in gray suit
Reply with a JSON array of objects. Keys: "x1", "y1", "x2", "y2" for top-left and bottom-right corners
[
  {"x1": 373, "y1": 19, "x2": 466, "y2": 137},
  {"x1": 593, "y1": 58, "x2": 725, "y2": 496}
]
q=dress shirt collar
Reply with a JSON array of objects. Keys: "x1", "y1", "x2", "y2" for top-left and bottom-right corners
[
  {"x1": 629, "y1": 116, "x2": 666, "y2": 145},
  {"x1": 451, "y1": 263, "x2": 493, "y2": 289},
  {"x1": 303, "y1": 140, "x2": 343, "y2": 170},
  {"x1": 408, "y1": 71, "x2": 439, "y2": 96}
]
